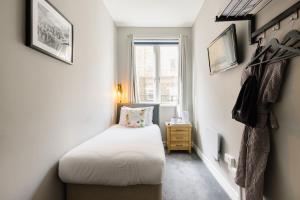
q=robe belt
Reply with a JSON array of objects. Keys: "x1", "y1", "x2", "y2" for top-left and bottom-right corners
[{"x1": 256, "y1": 105, "x2": 279, "y2": 129}]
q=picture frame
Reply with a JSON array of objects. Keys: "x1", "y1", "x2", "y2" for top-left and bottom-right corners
[
  {"x1": 27, "y1": 0, "x2": 74, "y2": 64},
  {"x1": 207, "y1": 24, "x2": 239, "y2": 75}
]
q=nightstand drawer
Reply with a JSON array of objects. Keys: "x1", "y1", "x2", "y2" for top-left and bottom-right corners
[
  {"x1": 171, "y1": 133, "x2": 189, "y2": 142},
  {"x1": 170, "y1": 142, "x2": 189, "y2": 149},
  {"x1": 171, "y1": 127, "x2": 189, "y2": 132}
]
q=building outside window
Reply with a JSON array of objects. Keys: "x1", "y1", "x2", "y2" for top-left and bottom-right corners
[{"x1": 134, "y1": 40, "x2": 179, "y2": 105}]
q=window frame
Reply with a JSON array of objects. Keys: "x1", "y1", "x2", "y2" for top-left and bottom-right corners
[{"x1": 134, "y1": 40, "x2": 180, "y2": 106}]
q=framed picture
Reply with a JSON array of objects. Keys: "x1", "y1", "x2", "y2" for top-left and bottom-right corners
[
  {"x1": 27, "y1": 0, "x2": 73, "y2": 64},
  {"x1": 207, "y1": 24, "x2": 239, "y2": 75}
]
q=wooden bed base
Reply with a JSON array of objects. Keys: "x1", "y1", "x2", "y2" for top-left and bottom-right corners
[{"x1": 67, "y1": 184, "x2": 162, "y2": 200}]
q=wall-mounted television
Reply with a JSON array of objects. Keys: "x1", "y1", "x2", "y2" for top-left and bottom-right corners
[{"x1": 207, "y1": 24, "x2": 239, "y2": 75}]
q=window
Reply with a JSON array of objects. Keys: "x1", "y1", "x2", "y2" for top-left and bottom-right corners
[{"x1": 134, "y1": 40, "x2": 179, "y2": 105}]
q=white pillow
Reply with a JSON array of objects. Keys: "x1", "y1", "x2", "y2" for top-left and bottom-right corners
[
  {"x1": 143, "y1": 106, "x2": 154, "y2": 125},
  {"x1": 119, "y1": 107, "x2": 128, "y2": 125},
  {"x1": 119, "y1": 106, "x2": 154, "y2": 127}
]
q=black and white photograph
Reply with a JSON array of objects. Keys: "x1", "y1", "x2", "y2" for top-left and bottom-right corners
[{"x1": 28, "y1": 0, "x2": 73, "y2": 64}]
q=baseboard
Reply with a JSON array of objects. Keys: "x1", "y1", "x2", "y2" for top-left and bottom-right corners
[{"x1": 193, "y1": 143, "x2": 239, "y2": 200}]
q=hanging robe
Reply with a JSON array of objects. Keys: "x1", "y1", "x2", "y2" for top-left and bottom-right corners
[{"x1": 235, "y1": 51, "x2": 287, "y2": 200}]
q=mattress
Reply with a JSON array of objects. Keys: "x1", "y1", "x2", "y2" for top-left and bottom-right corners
[{"x1": 59, "y1": 125, "x2": 165, "y2": 186}]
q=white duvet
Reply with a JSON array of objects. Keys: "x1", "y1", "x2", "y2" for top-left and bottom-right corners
[{"x1": 59, "y1": 125, "x2": 165, "y2": 186}]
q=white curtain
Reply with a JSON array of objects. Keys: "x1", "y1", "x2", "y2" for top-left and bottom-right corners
[
  {"x1": 177, "y1": 35, "x2": 189, "y2": 117},
  {"x1": 128, "y1": 34, "x2": 138, "y2": 103},
  {"x1": 128, "y1": 34, "x2": 189, "y2": 112}
]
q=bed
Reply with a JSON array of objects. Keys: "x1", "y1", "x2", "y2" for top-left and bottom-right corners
[{"x1": 59, "y1": 103, "x2": 165, "y2": 200}]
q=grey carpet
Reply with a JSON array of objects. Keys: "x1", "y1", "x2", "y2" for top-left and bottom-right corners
[{"x1": 163, "y1": 151, "x2": 230, "y2": 200}]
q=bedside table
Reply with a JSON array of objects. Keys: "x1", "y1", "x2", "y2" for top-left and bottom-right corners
[{"x1": 165, "y1": 122, "x2": 192, "y2": 154}]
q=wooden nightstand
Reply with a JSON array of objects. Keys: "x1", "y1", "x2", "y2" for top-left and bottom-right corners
[{"x1": 165, "y1": 122, "x2": 192, "y2": 154}]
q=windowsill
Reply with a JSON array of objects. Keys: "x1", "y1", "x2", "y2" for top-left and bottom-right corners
[
  {"x1": 160, "y1": 104, "x2": 177, "y2": 108},
  {"x1": 138, "y1": 102, "x2": 177, "y2": 108}
]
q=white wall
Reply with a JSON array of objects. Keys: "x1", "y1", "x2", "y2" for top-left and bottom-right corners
[
  {"x1": 192, "y1": 0, "x2": 300, "y2": 199},
  {"x1": 117, "y1": 27, "x2": 193, "y2": 141},
  {"x1": 0, "y1": 0, "x2": 117, "y2": 199}
]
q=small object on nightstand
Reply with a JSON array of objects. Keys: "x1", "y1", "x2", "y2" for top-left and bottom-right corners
[{"x1": 165, "y1": 122, "x2": 192, "y2": 154}]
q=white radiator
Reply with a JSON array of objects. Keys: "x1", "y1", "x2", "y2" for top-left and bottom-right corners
[{"x1": 206, "y1": 127, "x2": 221, "y2": 161}]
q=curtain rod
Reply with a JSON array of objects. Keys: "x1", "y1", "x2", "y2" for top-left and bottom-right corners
[{"x1": 127, "y1": 34, "x2": 186, "y2": 40}]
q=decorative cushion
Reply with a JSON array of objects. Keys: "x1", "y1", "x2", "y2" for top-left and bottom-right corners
[{"x1": 119, "y1": 106, "x2": 154, "y2": 128}]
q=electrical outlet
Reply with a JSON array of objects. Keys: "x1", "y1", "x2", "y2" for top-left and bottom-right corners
[
  {"x1": 224, "y1": 153, "x2": 237, "y2": 175},
  {"x1": 224, "y1": 153, "x2": 236, "y2": 168}
]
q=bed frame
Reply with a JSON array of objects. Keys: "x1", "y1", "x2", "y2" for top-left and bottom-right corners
[
  {"x1": 67, "y1": 184, "x2": 162, "y2": 200},
  {"x1": 66, "y1": 103, "x2": 161, "y2": 200}
]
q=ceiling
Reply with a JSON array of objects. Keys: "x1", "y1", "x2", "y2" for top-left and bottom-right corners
[{"x1": 102, "y1": 0, "x2": 205, "y2": 27}]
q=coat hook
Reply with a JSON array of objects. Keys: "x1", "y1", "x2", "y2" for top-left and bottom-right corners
[
  {"x1": 257, "y1": 33, "x2": 265, "y2": 46},
  {"x1": 272, "y1": 23, "x2": 280, "y2": 31},
  {"x1": 290, "y1": 11, "x2": 298, "y2": 28},
  {"x1": 259, "y1": 32, "x2": 266, "y2": 39},
  {"x1": 290, "y1": 11, "x2": 298, "y2": 21},
  {"x1": 257, "y1": 37, "x2": 263, "y2": 47}
]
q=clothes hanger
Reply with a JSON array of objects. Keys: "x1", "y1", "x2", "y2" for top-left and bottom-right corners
[
  {"x1": 269, "y1": 30, "x2": 300, "y2": 59},
  {"x1": 247, "y1": 30, "x2": 300, "y2": 68},
  {"x1": 265, "y1": 30, "x2": 300, "y2": 62},
  {"x1": 247, "y1": 47, "x2": 300, "y2": 68},
  {"x1": 270, "y1": 30, "x2": 300, "y2": 58},
  {"x1": 247, "y1": 53, "x2": 297, "y2": 67},
  {"x1": 246, "y1": 38, "x2": 281, "y2": 68}
]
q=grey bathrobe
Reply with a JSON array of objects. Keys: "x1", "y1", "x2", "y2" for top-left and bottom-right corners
[{"x1": 235, "y1": 52, "x2": 287, "y2": 200}]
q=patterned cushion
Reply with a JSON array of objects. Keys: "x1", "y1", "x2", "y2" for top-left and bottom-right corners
[
  {"x1": 126, "y1": 106, "x2": 153, "y2": 125},
  {"x1": 119, "y1": 107, "x2": 148, "y2": 128}
]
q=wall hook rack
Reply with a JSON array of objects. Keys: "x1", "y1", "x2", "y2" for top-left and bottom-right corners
[{"x1": 215, "y1": 0, "x2": 300, "y2": 45}]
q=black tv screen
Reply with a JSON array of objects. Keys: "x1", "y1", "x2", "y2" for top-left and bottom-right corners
[{"x1": 207, "y1": 24, "x2": 239, "y2": 75}]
